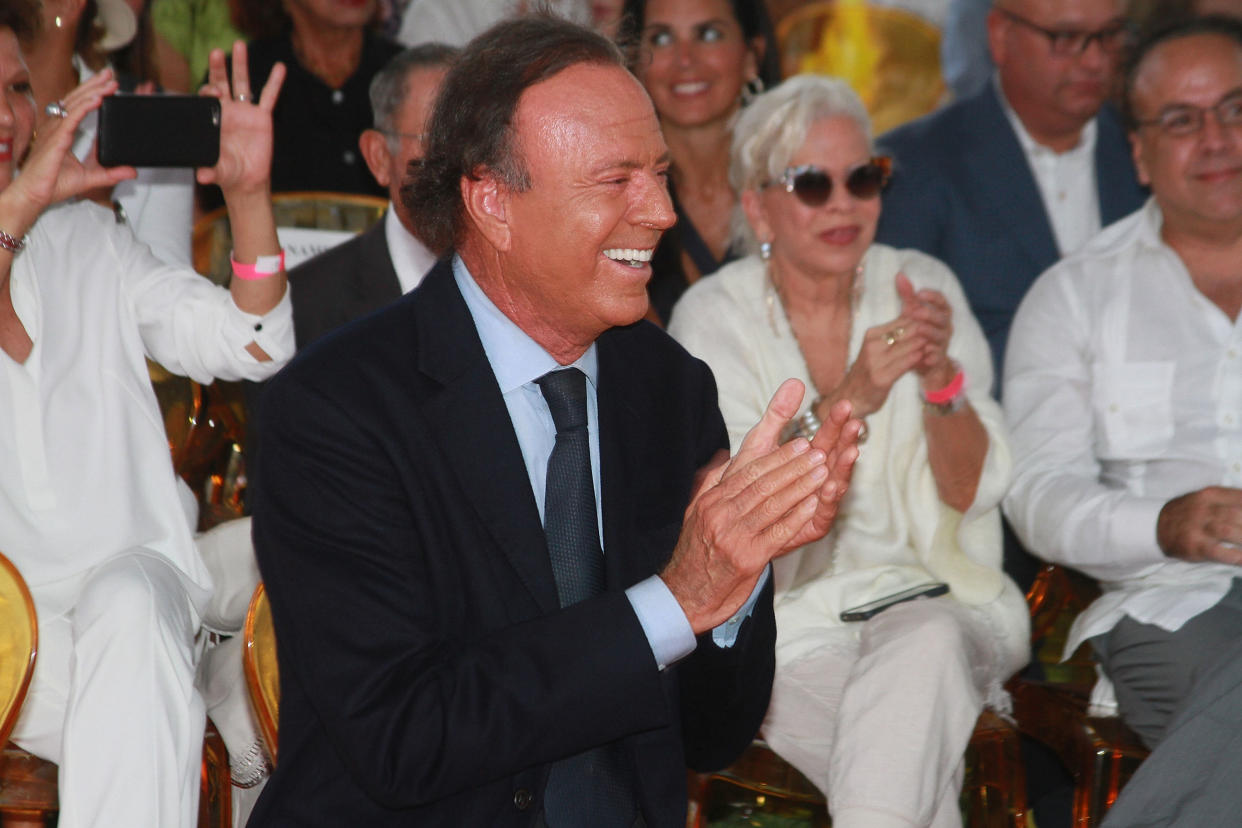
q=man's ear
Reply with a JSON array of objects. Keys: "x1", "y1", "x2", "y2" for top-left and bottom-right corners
[
  {"x1": 1129, "y1": 131, "x2": 1150, "y2": 187},
  {"x1": 461, "y1": 168, "x2": 513, "y2": 252},
  {"x1": 359, "y1": 129, "x2": 392, "y2": 188},
  {"x1": 985, "y1": 7, "x2": 1008, "y2": 66}
]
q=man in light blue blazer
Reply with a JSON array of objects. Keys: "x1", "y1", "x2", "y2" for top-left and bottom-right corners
[{"x1": 877, "y1": 0, "x2": 1146, "y2": 379}]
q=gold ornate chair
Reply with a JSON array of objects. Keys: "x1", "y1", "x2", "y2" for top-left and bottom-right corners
[
  {"x1": 774, "y1": 0, "x2": 946, "y2": 135},
  {"x1": 0, "y1": 552, "x2": 36, "y2": 750},
  {"x1": 1007, "y1": 566, "x2": 1149, "y2": 827},
  {"x1": 243, "y1": 583, "x2": 280, "y2": 766},
  {"x1": 193, "y1": 191, "x2": 389, "y2": 286},
  {"x1": 686, "y1": 710, "x2": 1027, "y2": 828}
]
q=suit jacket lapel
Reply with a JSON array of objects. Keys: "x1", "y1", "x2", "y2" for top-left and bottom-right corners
[
  {"x1": 413, "y1": 261, "x2": 559, "y2": 613},
  {"x1": 356, "y1": 219, "x2": 403, "y2": 306},
  {"x1": 597, "y1": 330, "x2": 648, "y2": 590},
  {"x1": 965, "y1": 86, "x2": 1060, "y2": 270}
]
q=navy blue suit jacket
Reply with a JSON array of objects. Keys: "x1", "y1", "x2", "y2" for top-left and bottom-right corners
[
  {"x1": 247, "y1": 260, "x2": 776, "y2": 826},
  {"x1": 876, "y1": 83, "x2": 1146, "y2": 379}
]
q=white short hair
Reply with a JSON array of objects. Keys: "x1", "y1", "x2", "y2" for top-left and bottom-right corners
[{"x1": 729, "y1": 74, "x2": 873, "y2": 253}]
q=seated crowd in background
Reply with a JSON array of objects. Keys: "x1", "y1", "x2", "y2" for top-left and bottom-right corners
[{"x1": 7, "y1": 0, "x2": 1242, "y2": 827}]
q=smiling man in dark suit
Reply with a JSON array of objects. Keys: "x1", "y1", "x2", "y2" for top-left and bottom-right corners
[{"x1": 248, "y1": 15, "x2": 861, "y2": 828}]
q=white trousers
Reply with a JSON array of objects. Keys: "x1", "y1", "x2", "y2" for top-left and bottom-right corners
[
  {"x1": 10, "y1": 552, "x2": 204, "y2": 828},
  {"x1": 762, "y1": 598, "x2": 996, "y2": 828}
]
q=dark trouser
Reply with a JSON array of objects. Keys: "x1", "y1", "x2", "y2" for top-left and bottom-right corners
[{"x1": 1091, "y1": 577, "x2": 1242, "y2": 748}]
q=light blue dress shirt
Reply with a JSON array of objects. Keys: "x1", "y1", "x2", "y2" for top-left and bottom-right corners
[{"x1": 452, "y1": 257, "x2": 765, "y2": 670}]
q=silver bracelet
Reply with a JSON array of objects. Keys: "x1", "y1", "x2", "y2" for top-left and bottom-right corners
[{"x1": 0, "y1": 228, "x2": 26, "y2": 254}]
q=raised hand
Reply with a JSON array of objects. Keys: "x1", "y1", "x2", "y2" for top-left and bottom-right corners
[
  {"x1": 196, "y1": 41, "x2": 285, "y2": 196},
  {"x1": 3, "y1": 70, "x2": 135, "y2": 231},
  {"x1": 662, "y1": 379, "x2": 861, "y2": 633},
  {"x1": 896, "y1": 272, "x2": 956, "y2": 391}
]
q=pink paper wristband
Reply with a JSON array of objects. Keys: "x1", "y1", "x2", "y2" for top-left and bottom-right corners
[
  {"x1": 923, "y1": 369, "x2": 965, "y2": 405},
  {"x1": 230, "y1": 250, "x2": 285, "y2": 281}
]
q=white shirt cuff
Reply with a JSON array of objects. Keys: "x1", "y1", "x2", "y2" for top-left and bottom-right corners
[
  {"x1": 711, "y1": 565, "x2": 770, "y2": 648},
  {"x1": 625, "y1": 575, "x2": 696, "y2": 670},
  {"x1": 625, "y1": 565, "x2": 771, "y2": 671}
]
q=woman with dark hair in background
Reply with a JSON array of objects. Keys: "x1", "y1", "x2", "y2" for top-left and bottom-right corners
[
  {"x1": 228, "y1": 0, "x2": 400, "y2": 199},
  {"x1": 619, "y1": 0, "x2": 780, "y2": 324}
]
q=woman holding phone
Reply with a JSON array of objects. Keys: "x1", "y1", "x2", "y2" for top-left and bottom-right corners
[{"x1": 0, "y1": 3, "x2": 293, "y2": 823}]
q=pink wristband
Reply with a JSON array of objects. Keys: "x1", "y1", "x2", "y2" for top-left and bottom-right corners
[
  {"x1": 923, "y1": 369, "x2": 965, "y2": 405},
  {"x1": 230, "y1": 250, "x2": 285, "y2": 281}
]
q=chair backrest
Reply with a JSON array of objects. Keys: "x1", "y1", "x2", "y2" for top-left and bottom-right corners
[
  {"x1": 193, "y1": 191, "x2": 389, "y2": 286},
  {"x1": 0, "y1": 551, "x2": 37, "y2": 746},
  {"x1": 775, "y1": 1, "x2": 945, "y2": 135},
  {"x1": 1026, "y1": 565, "x2": 1102, "y2": 690},
  {"x1": 243, "y1": 583, "x2": 280, "y2": 764}
]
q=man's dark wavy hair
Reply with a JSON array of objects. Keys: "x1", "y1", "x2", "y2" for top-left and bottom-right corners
[
  {"x1": 1122, "y1": 14, "x2": 1242, "y2": 132},
  {"x1": 401, "y1": 14, "x2": 626, "y2": 255},
  {"x1": 0, "y1": 0, "x2": 41, "y2": 43}
]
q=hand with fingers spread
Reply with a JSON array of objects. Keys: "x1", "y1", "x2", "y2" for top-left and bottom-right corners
[
  {"x1": 662, "y1": 378, "x2": 862, "y2": 633},
  {"x1": 1157, "y1": 487, "x2": 1242, "y2": 566},
  {"x1": 1, "y1": 70, "x2": 136, "y2": 237},
  {"x1": 196, "y1": 41, "x2": 286, "y2": 197},
  {"x1": 896, "y1": 272, "x2": 957, "y2": 392}
]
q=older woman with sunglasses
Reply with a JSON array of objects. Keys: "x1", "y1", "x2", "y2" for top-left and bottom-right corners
[{"x1": 668, "y1": 74, "x2": 1028, "y2": 828}]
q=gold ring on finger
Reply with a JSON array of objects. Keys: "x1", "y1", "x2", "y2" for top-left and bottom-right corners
[{"x1": 884, "y1": 326, "x2": 905, "y2": 347}]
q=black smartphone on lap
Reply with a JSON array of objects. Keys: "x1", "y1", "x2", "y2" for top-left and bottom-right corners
[
  {"x1": 839, "y1": 582, "x2": 950, "y2": 622},
  {"x1": 97, "y1": 95, "x2": 221, "y2": 168}
]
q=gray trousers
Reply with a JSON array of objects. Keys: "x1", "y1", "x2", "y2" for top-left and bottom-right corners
[
  {"x1": 1099, "y1": 631, "x2": 1242, "y2": 827},
  {"x1": 1090, "y1": 577, "x2": 1242, "y2": 748}
]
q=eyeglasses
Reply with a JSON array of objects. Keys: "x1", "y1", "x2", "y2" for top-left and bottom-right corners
[
  {"x1": 770, "y1": 157, "x2": 892, "y2": 206},
  {"x1": 996, "y1": 7, "x2": 1132, "y2": 56},
  {"x1": 1135, "y1": 92, "x2": 1242, "y2": 137}
]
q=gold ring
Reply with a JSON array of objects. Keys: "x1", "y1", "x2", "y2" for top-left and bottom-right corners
[{"x1": 884, "y1": 326, "x2": 905, "y2": 347}]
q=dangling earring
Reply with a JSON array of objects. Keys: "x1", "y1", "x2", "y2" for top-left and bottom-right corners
[
  {"x1": 740, "y1": 76, "x2": 765, "y2": 107},
  {"x1": 759, "y1": 240, "x2": 772, "y2": 261}
]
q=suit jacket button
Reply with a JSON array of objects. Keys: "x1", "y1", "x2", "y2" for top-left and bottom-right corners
[{"x1": 513, "y1": 788, "x2": 533, "y2": 810}]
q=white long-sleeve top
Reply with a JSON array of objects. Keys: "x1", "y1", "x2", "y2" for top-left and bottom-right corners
[
  {"x1": 1004, "y1": 198, "x2": 1242, "y2": 656},
  {"x1": 0, "y1": 201, "x2": 293, "y2": 608}
]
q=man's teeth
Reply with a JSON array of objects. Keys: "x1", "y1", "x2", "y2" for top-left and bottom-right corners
[{"x1": 604, "y1": 248, "x2": 653, "y2": 267}]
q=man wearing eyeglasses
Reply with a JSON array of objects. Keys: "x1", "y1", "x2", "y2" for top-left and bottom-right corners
[
  {"x1": 1004, "y1": 17, "x2": 1242, "y2": 824},
  {"x1": 290, "y1": 43, "x2": 458, "y2": 350},
  {"x1": 876, "y1": 0, "x2": 1145, "y2": 390}
]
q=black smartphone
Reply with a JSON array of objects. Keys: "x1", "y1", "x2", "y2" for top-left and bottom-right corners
[
  {"x1": 839, "y1": 582, "x2": 950, "y2": 622},
  {"x1": 97, "y1": 95, "x2": 221, "y2": 168}
]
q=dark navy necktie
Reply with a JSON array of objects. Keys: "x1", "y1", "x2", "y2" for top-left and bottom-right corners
[{"x1": 535, "y1": 368, "x2": 637, "y2": 827}]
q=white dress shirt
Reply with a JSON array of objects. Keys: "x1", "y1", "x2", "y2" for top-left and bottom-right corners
[
  {"x1": 999, "y1": 79, "x2": 1102, "y2": 257},
  {"x1": 451, "y1": 256, "x2": 761, "y2": 670},
  {"x1": 2, "y1": 201, "x2": 293, "y2": 611},
  {"x1": 384, "y1": 206, "x2": 438, "y2": 294},
  {"x1": 73, "y1": 58, "x2": 197, "y2": 268},
  {"x1": 1004, "y1": 198, "x2": 1242, "y2": 656}
]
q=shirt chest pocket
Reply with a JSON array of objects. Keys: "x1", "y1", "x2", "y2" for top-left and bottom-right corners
[{"x1": 1091, "y1": 361, "x2": 1175, "y2": 459}]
